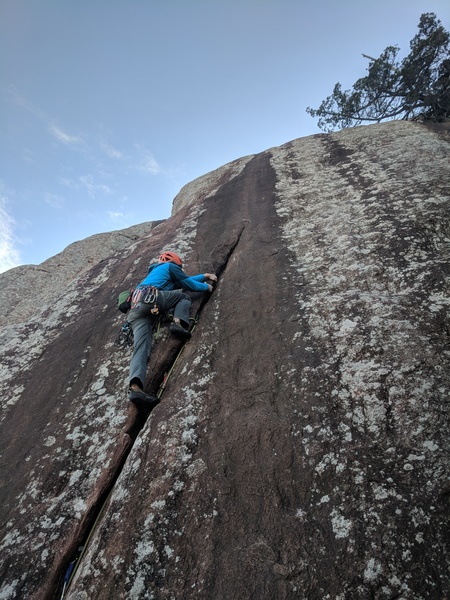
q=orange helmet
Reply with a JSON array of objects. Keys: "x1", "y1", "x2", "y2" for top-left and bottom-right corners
[{"x1": 158, "y1": 251, "x2": 182, "y2": 266}]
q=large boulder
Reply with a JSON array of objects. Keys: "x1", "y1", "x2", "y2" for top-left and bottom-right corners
[{"x1": 0, "y1": 121, "x2": 448, "y2": 599}]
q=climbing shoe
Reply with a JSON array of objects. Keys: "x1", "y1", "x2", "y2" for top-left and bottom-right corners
[
  {"x1": 170, "y1": 323, "x2": 191, "y2": 339},
  {"x1": 128, "y1": 388, "x2": 160, "y2": 409}
]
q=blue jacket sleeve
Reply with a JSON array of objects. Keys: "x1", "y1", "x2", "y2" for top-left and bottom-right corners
[{"x1": 168, "y1": 264, "x2": 209, "y2": 291}]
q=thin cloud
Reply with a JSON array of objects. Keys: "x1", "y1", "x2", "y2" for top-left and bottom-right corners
[
  {"x1": 58, "y1": 175, "x2": 113, "y2": 197},
  {"x1": 79, "y1": 174, "x2": 113, "y2": 198},
  {"x1": 22, "y1": 148, "x2": 36, "y2": 163},
  {"x1": 134, "y1": 144, "x2": 162, "y2": 175},
  {"x1": 58, "y1": 177, "x2": 77, "y2": 189},
  {"x1": 107, "y1": 210, "x2": 125, "y2": 223},
  {"x1": 0, "y1": 196, "x2": 21, "y2": 273},
  {"x1": 100, "y1": 141, "x2": 125, "y2": 160},
  {"x1": 11, "y1": 88, "x2": 164, "y2": 177},
  {"x1": 44, "y1": 192, "x2": 65, "y2": 209},
  {"x1": 49, "y1": 125, "x2": 83, "y2": 146},
  {"x1": 8, "y1": 86, "x2": 85, "y2": 148},
  {"x1": 8, "y1": 85, "x2": 46, "y2": 121}
]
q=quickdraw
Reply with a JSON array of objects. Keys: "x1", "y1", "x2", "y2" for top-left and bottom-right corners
[
  {"x1": 131, "y1": 286, "x2": 159, "y2": 314},
  {"x1": 114, "y1": 311, "x2": 171, "y2": 350},
  {"x1": 114, "y1": 322, "x2": 134, "y2": 347}
]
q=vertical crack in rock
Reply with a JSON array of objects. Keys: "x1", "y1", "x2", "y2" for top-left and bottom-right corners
[{"x1": 58, "y1": 231, "x2": 244, "y2": 599}]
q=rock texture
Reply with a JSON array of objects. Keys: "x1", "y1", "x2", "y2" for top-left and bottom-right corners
[
  {"x1": 0, "y1": 221, "x2": 163, "y2": 328},
  {"x1": 0, "y1": 121, "x2": 449, "y2": 600}
]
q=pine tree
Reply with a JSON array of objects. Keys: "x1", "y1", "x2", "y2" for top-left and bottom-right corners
[{"x1": 307, "y1": 13, "x2": 450, "y2": 132}]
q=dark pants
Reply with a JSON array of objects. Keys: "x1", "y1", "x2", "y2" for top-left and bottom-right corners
[{"x1": 127, "y1": 290, "x2": 191, "y2": 389}]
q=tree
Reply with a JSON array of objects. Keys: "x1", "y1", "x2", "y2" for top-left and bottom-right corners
[{"x1": 307, "y1": 13, "x2": 450, "y2": 132}]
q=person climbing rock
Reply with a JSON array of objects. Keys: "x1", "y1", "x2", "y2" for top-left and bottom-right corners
[{"x1": 127, "y1": 251, "x2": 217, "y2": 408}]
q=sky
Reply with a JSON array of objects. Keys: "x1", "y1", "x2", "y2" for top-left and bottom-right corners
[{"x1": 1, "y1": 0, "x2": 449, "y2": 272}]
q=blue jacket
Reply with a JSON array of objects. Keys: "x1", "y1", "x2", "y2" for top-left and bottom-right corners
[{"x1": 138, "y1": 262, "x2": 209, "y2": 292}]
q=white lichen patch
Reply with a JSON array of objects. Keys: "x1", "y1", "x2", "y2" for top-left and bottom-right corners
[
  {"x1": 364, "y1": 558, "x2": 383, "y2": 582},
  {"x1": 270, "y1": 123, "x2": 449, "y2": 448},
  {"x1": 330, "y1": 509, "x2": 353, "y2": 539},
  {"x1": 186, "y1": 458, "x2": 207, "y2": 480}
]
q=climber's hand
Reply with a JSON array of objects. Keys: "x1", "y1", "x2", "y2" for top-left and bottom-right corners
[{"x1": 204, "y1": 273, "x2": 217, "y2": 283}]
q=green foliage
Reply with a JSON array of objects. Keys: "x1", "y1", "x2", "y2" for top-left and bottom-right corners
[{"x1": 307, "y1": 13, "x2": 450, "y2": 132}]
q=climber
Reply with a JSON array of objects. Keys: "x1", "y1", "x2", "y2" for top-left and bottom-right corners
[{"x1": 127, "y1": 251, "x2": 217, "y2": 408}]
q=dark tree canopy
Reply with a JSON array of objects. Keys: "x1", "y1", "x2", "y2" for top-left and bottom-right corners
[{"x1": 307, "y1": 13, "x2": 450, "y2": 132}]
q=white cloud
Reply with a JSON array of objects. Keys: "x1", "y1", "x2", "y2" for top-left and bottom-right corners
[
  {"x1": 100, "y1": 141, "x2": 125, "y2": 160},
  {"x1": 58, "y1": 174, "x2": 114, "y2": 199},
  {"x1": 58, "y1": 177, "x2": 76, "y2": 189},
  {"x1": 134, "y1": 144, "x2": 161, "y2": 175},
  {"x1": 49, "y1": 125, "x2": 83, "y2": 146},
  {"x1": 79, "y1": 174, "x2": 113, "y2": 198},
  {"x1": 107, "y1": 211, "x2": 125, "y2": 223},
  {"x1": 0, "y1": 196, "x2": 21, "y2": 273},
  {"x1": 9, "y1": 86, "x2": 83, "y2": 148},
  {"x1": 8, "y1": 85, "x2": 46, "y2": 121}
]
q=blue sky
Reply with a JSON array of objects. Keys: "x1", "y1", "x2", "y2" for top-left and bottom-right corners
[{"x1": 1, "y1": 0, "x2": 449, "y2": 272}]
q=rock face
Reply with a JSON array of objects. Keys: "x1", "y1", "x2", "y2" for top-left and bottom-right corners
[
  {"x1": 0, "y1": 121, "x2": 449, "y2": 600},
  {"x1": 0, "y1": 221, "x2": 163, "y2": 328}
]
